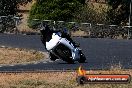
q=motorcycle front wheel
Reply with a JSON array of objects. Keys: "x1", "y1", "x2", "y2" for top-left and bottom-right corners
[{"x1": 78, "y1": 51, "x2": 86, "y2": 63}]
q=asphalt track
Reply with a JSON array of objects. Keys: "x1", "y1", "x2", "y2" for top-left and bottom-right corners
[{"x1": 0, "y1": 34, "x2": 132, "y2": 71}]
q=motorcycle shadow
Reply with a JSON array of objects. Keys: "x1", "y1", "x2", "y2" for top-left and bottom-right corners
[{"x1": 57, "y1": 61, "x2": 88, "y2": 65}]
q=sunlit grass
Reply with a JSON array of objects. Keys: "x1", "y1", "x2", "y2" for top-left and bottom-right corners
[
  {"x1": 0, "y1": 47, "x2": 48, "y2": 65},
  {"x1": 0, "y1": 69, "x2": 131, "y2": 88}
]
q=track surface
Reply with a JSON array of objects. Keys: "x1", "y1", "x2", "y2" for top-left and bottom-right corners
[{"x1": 0, "y1": 34, "x2": 132, "y2": 71}]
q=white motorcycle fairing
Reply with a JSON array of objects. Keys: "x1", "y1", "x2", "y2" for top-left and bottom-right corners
[{"x1": 46, "y1": 33, "x2": 80, "y2": 61}]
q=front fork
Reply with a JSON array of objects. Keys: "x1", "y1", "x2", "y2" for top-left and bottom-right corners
[{"x1": 72, "y1": 48, "x2": 81, "y2": 61}]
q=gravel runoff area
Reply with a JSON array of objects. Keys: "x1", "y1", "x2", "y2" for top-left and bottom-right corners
[{"x1": 0, "y1": 46, "x2": 48, "y2": 66}]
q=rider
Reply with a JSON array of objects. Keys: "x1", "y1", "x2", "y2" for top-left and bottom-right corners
[
  {"x1": 40, "y1": 24, "x2": 79, "y2": 61},
  {"x1": 40, "y1": 24, "x2": 77, "y2": 48}
]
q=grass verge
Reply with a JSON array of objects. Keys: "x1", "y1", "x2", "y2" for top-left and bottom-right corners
[
  {"x1": 0, "y1": 47, "x2": 48, "y2": 65},
  {"x1": 0, "y1": 69, "x2": 131, "y2": 88}
]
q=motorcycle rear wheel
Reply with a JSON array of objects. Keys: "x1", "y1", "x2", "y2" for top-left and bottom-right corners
[
  {"x1": 57, "y1": 49, "x2": 74, "y2": 64},
  {"x1": 54, "y1": 44, "x2": 74, "y2": 64},
  {"x1": 49, "y1": 53, "x2": 57, "y2": 61}
]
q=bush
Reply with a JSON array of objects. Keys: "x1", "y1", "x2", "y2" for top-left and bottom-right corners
[
  {"x1": 75, "y1": 4, "x2": 107, "y2": 24},
  {"x1": 28, "y1": 0, "x2": 84, "y2": 28}
]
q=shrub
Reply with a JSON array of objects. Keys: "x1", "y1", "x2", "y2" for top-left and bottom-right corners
[{"x1": 28, "y1": 0, "x2": 84, "y2": 28}]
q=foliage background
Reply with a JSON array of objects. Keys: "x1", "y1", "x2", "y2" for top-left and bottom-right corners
[
  {"x1": 0, "y1": 0, "x2": 32, "y2": 16},
  {"x1": 107, "y1": 0, "x2": 131, "y2": 25},
  {"x1": 28, "y1": 0, "x2": 86, "y2": 27}
]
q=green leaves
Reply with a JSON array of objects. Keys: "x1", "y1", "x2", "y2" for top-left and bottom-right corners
[
  {"x1": 28, "y1": 0, "x2": 83, "y2": 23},
  {"x1": 0, "y1": 0, "x2": 17, "y2": 16},
  {"x1": 107, "y1": 0, "x2": 131, "y2": 25},
  {"x1": 0, "y1": 0, "x2": 32, "y2": 16}
]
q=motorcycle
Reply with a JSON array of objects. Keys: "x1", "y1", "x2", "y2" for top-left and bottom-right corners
[{"x1": 40, "y1": 23, "x2": 86, "y2": 63}]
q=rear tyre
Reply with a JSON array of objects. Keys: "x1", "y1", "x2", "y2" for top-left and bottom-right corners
[
  {"x1": 49, "y1": 53, "x2": 57, "y2": 61},
  {"x1": 78, "y1": 52, "x2": 86, "y2": 63},
  {"x1": 55, "y1": 44, "x2": 74, "y2": 64},
  {"x1": 57, "y1": 49, "x2": 74, "y2": 64}
]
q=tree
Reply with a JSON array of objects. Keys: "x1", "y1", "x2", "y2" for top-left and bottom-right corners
[
  {"x1": 28, "y1": 0, "x2": 85, "y2": 26},
  {"x1": 0, "y1": 0, "x2": 32, "y2": 16},
  {"x1": 107, "y1": 0, "x2": 130, "y2": 25},
  {"x1": 75, "y1": 4, "x2": 107, "y2": 24},
  {"x1": 0, "y1": 0, "x2": 32, "y2": 33}
]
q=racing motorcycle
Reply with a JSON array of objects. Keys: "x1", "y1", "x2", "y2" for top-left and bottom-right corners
[{"x1": 40, "y1": 23, "x2": 86, "y2": 63}]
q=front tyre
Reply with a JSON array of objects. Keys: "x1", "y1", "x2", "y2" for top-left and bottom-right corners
[
  {"x1": 78, "y1": 51, "x2": 86, "y2": 63},
  {"x1": 67, "y1": 57, "x2": 74, "y2": 64}
]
